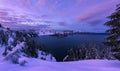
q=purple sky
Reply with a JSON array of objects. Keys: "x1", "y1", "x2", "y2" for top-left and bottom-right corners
[{"x1": 0, "y1": 0, "x2": 119, "y2": 32}]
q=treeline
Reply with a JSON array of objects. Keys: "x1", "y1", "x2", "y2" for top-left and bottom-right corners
[{"x1": 63, "y1": 44, "x2": 115, "y2": 61}]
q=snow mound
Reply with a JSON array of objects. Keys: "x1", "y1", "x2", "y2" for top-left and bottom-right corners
[{"x1": 0, "y1": 59, "x2": 120, "y2": 71}]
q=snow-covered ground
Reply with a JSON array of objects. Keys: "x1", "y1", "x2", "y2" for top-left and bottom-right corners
[
  {"x1": 37, "y1": 30, "x2": 54, "y2": 36},
  {"x1": 0, "y1": 59, "x2": 120, "y2": 71}
]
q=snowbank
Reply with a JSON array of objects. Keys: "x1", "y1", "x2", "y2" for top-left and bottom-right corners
[{"x1": 0, "y1": 59, "x2": 120, "y2": 71}]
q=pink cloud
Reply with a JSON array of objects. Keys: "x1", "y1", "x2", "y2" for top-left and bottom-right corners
[
  {"x1": 76, "y1": 0, "x2": 119, "y2": 23},
  {"x1": 0, "y1": 8, "x2": 33, "y2": 23},
  {"x1": 0, "y1": 11, "x2": 8, "y2": 16},
  {"x1": 38, "y1": 0, "x2": 47, "y2": 6}
]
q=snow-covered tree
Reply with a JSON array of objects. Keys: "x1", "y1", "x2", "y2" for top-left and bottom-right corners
[
  {"x1": 86, "y1": 43, "x2": 99, "y2": 59},
  {"x1": 4, "y1": 42, "x2": 27, "y2": 65},
  {"x1": 63, "y1": 44, "x2": 87, "y2": 61},
  {"x1": 100, "y1": 47, "x2": 115, "y2": 60},
  {"x1": 104, "y1": 4, "x2": 120, "y2": 60},
  {"x1": 78, "y1": 44, "x2": 87, "y2": 60}
]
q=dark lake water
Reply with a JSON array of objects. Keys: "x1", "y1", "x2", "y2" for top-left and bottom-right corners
[{"x1": 34, "y1": 34, "x2": 108, "y2": 61}]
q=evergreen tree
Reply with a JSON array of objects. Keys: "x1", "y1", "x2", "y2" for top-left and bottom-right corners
[
  {"x1": 86, "y1": 43, "x2": 99, "y2": 59},
  {"x1": 0, "y1": 24, "x2": 2, "y2": 28},
  {"x1": 100, "y1": 47, "x2": 115, "y2": 60},
  {"x1": 78, "y1": 44, "x2": 87, "y2": 60},
  {"x1": 104, "y1": 4, "x2": 120, "y2": 60},
  {"x1": 25, "y1": 40, "x2": 38, "y2": 58},
  {"x1": 63, "y1": 44, "x2": 87, "y2": 61}
]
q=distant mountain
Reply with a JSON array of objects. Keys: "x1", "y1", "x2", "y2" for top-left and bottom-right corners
[{"x1": 76, "y1": 32, "x2": 110, "y2": 35}]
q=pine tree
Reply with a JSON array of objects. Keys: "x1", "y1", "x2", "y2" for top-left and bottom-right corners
[
  {"x1": 25, "y1": 40, "x2": 38, "y2": 58},
  {"x1": 86, "y1": 43, "x2": 99, "y2": 59},
  {"x1": 0, "y1": 24, "x2": 2, "y2": 27},
  {"x1": 63, "y1": 44, "x2": 87, "y2": 61},
  {"x1": 78, "y1": 44, "x2": 87, "y2": 60},
  {"x1": 104, "y1": 4, "x2": 120, "y2": 60}
]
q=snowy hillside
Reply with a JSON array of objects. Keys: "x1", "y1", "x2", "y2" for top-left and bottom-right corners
[
  {"x1": 0, "y1": 59, "x2": 120, "y2": 71},
  {"x1": 0, "y1": 26, "x2": 56, "y2": 65}
]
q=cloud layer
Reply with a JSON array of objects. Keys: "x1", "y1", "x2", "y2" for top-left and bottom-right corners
[{"x1": 0, "y1": 0, "x2": 119, "y2": 32}]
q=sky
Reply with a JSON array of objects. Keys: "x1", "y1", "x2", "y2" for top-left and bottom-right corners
[{"x1": 0, "y1": 0, "x2": 119, "y2": 32}]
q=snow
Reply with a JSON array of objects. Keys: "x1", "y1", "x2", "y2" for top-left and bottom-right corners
[
  {"x1": 38, "y1": 30, "x2": 54, "y2": 36},
  {"x1": 18, "y1": 57, "x2": 27, "y2": 66},
  {"x1": 0, "y1": 27, "x2": 8, "y2": 32},
  {"x1": 5, "y1": 42, "x2": 25, "y2": 57},
  {"x1": 0, "y1": 59, "x2": 120, "y2": 71},
  {"x1": 0, "y1": 41, "x2": 56, "y2": 65},
  {"x1": 38, "y1": 51, "x2": 56, "y2": 62},
  {"x1": 63, "y1": 55, "x2": 68, "y2": 61},
  {"x1": 2, "y1": 42, "x2": 27, "y2": 65},
  {"x1": 0, "y1": 46, "x2": 5, "y2": 58},
  {"x1": 8, "y1": 36, "x2": 14, "y2": 47}
]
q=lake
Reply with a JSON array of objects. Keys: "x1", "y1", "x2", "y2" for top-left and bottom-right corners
[{"x1": 34, "y1": 34, "x2": 108, "y2": 61}]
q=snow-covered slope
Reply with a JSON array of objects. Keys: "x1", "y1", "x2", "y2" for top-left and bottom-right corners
[
  {"x1": 0, "y1": 59, "x2": 120, "y2": 71},
  {"x1": 0, "y1": 26, "x2": 56, "y2": 65}
]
